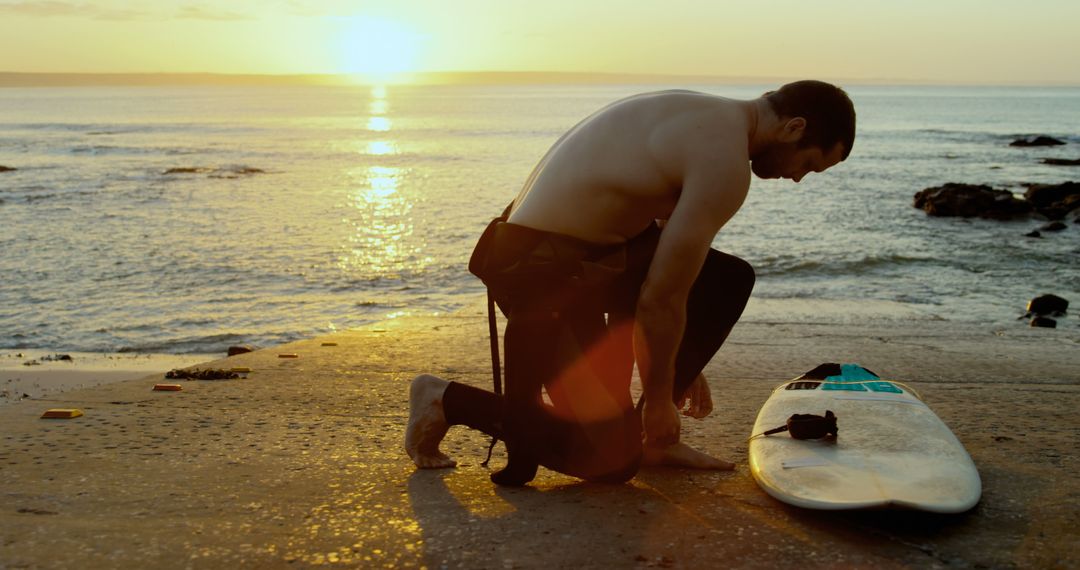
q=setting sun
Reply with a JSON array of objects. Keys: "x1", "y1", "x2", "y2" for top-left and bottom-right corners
[{"x1": 337, "y1": 17, "x2": 422, "y2": 82}]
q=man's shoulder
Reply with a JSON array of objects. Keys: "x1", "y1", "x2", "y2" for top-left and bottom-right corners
[
  {"x1": 603, "y1": 90, "x2": 720, "y2": 120},
  {"x1": 647, "y1": 100, "x2": 750, "y2": 176}
]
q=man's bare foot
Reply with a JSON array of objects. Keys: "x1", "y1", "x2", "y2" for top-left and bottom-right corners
[
  {"x1": 642, "y1": 442, "x2": 735, "y2": 470},
  {"x1": 405, "y1": 374, "x2": 457, "y2": 469}
]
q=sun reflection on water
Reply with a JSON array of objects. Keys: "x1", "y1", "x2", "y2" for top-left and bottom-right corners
[
  {"x1": 367, "y1": 117, "x2": 391, "y2": 132},
  {"x1": 365, "y1": 141, "x2": 397, "y2": 155},
  {"x1": 366, "y1": 166, "x2": 400, "y2": 199},
  {"x1": 365, "y1": 88, "x2": 395, "y2": 151},
  {"x1": 339, "y1": 86, "x2": 430, "y2": 283},
  {"x1": 369, "y1": 86, "x2": 389, "y2": 116},
  {"x1": 340, "y1": 166, "x2": 424, "y2": 277}
]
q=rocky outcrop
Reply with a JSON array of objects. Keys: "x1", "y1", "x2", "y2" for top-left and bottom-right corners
[
  {"x1": 0, "y1": 165, "x2": 16, "y2": 172},
  {"x1": 1024, "y1": 182, "x2": 1080, "y2": 220},
  {"x1": 1030, "y1": 316, "x2": 1057, "y2": 328},
  {"x1": 1010, "y1": 136, "x2": 1066, "y2": 147},
  {"x1": 1027, "y1": 294, "x2": 1068, "y2": 316},
  {"x1": 165, "y1": 368, "x2": 240, "y2": 380},
  {"x1": 1040, "y1": 221, "x2": 1067, "y2": 232},
  {"x1": 227, "y1": 345, "x2": 255, "y2": 356},
  {"x1": 164, "y1": 166, "x2": 265, "y2": 178},
  {"x1": 1042, "y1": 158, "x2": 1080, "y2": 166},
  {"x1": 914, "y1": 181, "x2": 1080, "y2": 221},
  {"x1": 1022, "y1": 294, "x2": 1068, "y2": 328},
  {"x1": 912, "y1": 183, "x2": 1031, "y2": 219},
  {"x1": 209, "y1": 167, "x2": 266, "y2": 179}
]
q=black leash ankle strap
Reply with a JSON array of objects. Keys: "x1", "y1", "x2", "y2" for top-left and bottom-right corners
[{"x1": 750, "y1": 411, "x2": 838, "y2": 441}]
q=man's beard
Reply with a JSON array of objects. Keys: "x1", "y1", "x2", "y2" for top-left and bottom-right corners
[
  {"x1": 750, "y1": 151, "x2": 781, "y2": 179},
  {"x1": 749, "y1": 143, "x2": 794, "y2": 179}
]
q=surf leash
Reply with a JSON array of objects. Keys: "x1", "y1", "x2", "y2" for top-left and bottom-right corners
[
  {"x1": 481, "y1": 288, "x2": 502, "y2": 468},
  {"x1": 749, "y1": 410, "x2": 838, "y2": 441},
  {"x1": 470, "y1": 203, "x2": 513, "y2": 469}
]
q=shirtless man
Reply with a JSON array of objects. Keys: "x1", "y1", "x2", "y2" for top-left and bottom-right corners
[{"x1": 406, "y1": 80, "x2": 856, "y2": 486}]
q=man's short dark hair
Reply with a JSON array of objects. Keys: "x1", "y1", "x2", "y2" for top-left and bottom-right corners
[{"x1": 764, "y1": 80, "x2": 856, "y2": 160}]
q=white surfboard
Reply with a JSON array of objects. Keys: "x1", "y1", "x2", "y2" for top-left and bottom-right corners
[{"x1": 748, "y1": 364, "x2": 981, "y2": 513}]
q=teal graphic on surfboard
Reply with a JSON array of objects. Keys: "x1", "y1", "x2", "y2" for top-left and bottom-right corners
[{"x1": 748, "y1": 363, "x2": 981, "y2": 513}]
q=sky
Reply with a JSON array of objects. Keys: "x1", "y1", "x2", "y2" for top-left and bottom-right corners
[{"x1": 1, "y1": 0, "x2": 1079, "y2": 84}]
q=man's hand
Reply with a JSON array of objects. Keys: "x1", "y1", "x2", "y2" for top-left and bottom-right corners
[
  {"x1": 676, "y1": 373, "x2": 713, "y2": 419},
  {"x1": 643, "y1": 399, "x2": 681, "y2": 447}
]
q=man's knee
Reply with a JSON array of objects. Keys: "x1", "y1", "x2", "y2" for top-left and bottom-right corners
[
  {"x1": 583, "y1": 451, "x2": 642, "y2": 484},
  {"x1": 703, "y1": 250, "x2": 756, "y2": 295},
  {"x1": 730, "y1": 255, "x2": 756, "y2": 295}
]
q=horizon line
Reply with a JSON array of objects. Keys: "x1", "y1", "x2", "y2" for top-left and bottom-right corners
[{"x1": 1, "y1": 71, "x2": 1078, "y2": 88}]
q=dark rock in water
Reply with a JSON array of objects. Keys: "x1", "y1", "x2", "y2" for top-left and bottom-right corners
[
  {"x1": 1029, "y1": 316, "x2": 1057, "y2": 328},
  {"x1": 163, "y1": 167, "x2": 207, "y2": 175},
  {"x1": 1024, "y1": 182, "x2": 1080, "y2": 220},
  {"x1": 1042, "y1": 158, "x2": 1080, "y2": 166},
  {"x1": 1024, "y1": 181, "x2": 1080, "y2": 206},
  {"x1": 227, "y1": 345, "x2": 255, "y2": 356},
  {"x1": 208, "y1": 167, "x2": 266, "y2": 179},
  {"x1": 0, "y1": 165, "x2": 15, "y2": 172},
  {"x1": 1040, "y1": 221, "x2": 1068, "y2": 232},
  {"x1": 1010, "y1": 135, "x2": 1066, "y2": 147},
  {"x1": 1024, "y1": 230, "x2": 1042, "y2": 238},
  {"x1": 1027, "y1": 294, "x2": 1069, "y2": 316},
  {"x1": 913, "y1": 183, "x2": 1031, "y2": 219}
]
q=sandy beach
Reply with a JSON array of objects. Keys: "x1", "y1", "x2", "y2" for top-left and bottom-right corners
[
  {"x1": 1, "y1": 305, "x2": 1077, "y2": 569},
  {"x1": 1, "y1": 351, "x2": 218, "y2": 406}
]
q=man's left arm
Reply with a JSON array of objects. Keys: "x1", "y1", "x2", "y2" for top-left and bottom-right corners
[{"x1": 635, "y1": 141, "x2": 749, "y2": 445}]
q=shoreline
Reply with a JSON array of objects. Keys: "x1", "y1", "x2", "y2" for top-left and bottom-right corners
[
  {"x1": 3, "y1": 294, "x2": 1075, "y2": 407},
  {"x1": 0, "y1": 350, "x2": 217, "y2": 406}
]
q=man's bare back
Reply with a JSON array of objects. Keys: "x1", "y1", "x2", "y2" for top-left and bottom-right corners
[{"x1": 508, "y1": 90, "x2": 755, "y2": 244}]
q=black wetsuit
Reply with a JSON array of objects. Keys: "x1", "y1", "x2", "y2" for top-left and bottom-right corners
[{"x1": 443, "y1": 213, "x2": 755, "y2": 486}]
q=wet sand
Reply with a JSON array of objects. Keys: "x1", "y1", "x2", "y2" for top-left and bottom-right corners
[
  {"x1": 0, "y1": 308, "x2": 1077, "y2": 568},
  {"x1": 1, "y1": 351, "x2": 216, "y2": 406}
]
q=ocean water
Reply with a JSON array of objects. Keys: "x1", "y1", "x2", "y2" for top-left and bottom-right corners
[{"x1": 1, "y1": 84, "x2": 1078, "y2": 353}]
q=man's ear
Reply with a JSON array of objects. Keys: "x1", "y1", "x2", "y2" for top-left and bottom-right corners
[{"x1": 779, "y1": 117, "x2": 806, "y2": 143}]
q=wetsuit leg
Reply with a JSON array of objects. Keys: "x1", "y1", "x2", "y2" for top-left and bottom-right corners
[
  {"x1": 540, "y1": 305, "x2": 640, "y2": 482},
  {"x1": 672, "y1": 249, "x2": 756, "y2": 399},
  {"x1": 439, "y1": 318, "x2": 550, "y2": 487},
  {"x1": 442, "y1": 306, "x2": 641, "y2": 485},
  {"x1": 488, "y1": 314, "x2": 560, "y2": 486},
  {"x1": 450, "y1": 220, "x2": 659, "y2": 485},
  {"x1": 443, "y1": 381, "x2": 503, "y2": 438}
]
